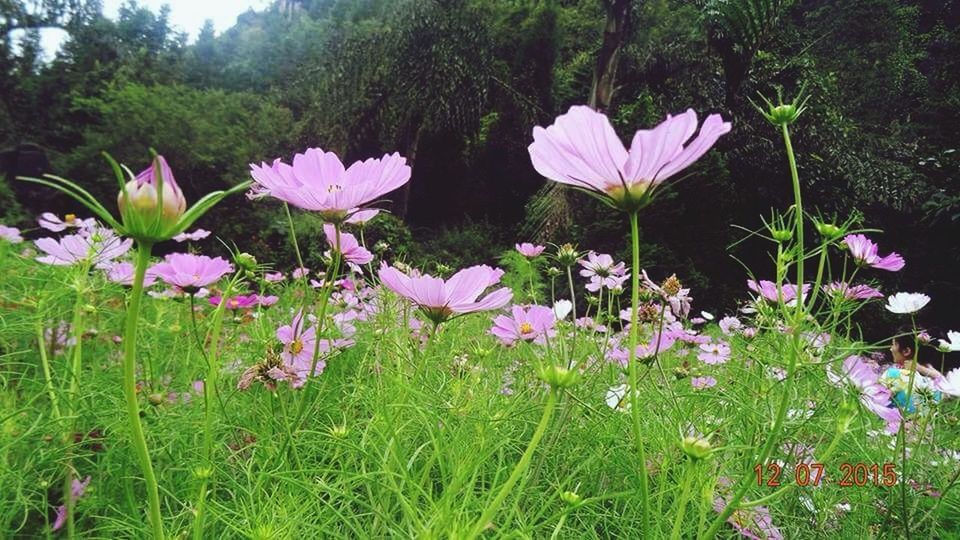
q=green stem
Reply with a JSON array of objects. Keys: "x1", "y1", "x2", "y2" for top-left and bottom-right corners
[
  {"x1": 467, "y1": 389, "x2": 558, "y2": 539},
  {"x1": 782, "y1": 123, "x2": 805, "y2": 313},
  {"x1": 36, "y1": 320, "x2": 62, "y2": 423},
  {"x1": 565, "y1": 266, "x2": 578, "y2": 367},
  {"x1": 627, "y1": 211, "x2": 650, "y2": 539},
  {"x1": 670, "y1": 461, "x2": 696, "y2": 540},
  {"x1": 123, "y1": 241, "x2": 164, "y2": 539}
]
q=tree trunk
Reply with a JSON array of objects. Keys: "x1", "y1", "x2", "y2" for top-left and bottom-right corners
[
  {"x1": 390, "y1": 123, "x2": 424, "y2": 220},
  {"x1": 588, "y1": 0, "x2": 632, "y2": 112}
]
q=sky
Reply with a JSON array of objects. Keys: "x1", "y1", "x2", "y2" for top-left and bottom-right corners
[{"x1": 31, "y1": 0, "x2": 271, "y2": 59}]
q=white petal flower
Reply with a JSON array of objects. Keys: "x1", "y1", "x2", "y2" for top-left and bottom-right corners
[
  {"x1": 935, "y1": 368, "x2": 960, "y2": 397},
  {"x1": 885, "y1": 292, "x2": 930, "y2": 314},
  {"x1": 700, "y1": 310, "x2": 714, "y2": 321},
  {"x1": 937, "y1": 331, "x2": 960, "y2": 353},
  {"x1": 553, "y1": 299, "x2": 573, "y2": 320}
]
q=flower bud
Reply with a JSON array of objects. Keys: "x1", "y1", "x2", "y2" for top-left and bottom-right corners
[
  {"x1": 680, "y1": 435, "x2": 712, "y2": 460},
  {"x1": 147, "y1": 393, "x2": 166, "y2": 406},
  {"x1": 118, "y1": 155, "x2": 187, "y2": 241},
  {"x1": 771, "y1": 228, "x2": 793, "y2": 243},
  {"x1": 328, "y1": 424, "x2": 349, "y2": 439},
  {"x1": 555, "y1": 243, "x2": 579, "y2": 267},
  {"x1": 236, "y1": 252, "x2": 258, "y2": 272},
  {"x1": 538, "y1": 364, "x2": 581, "y2": 389},
  {"x1": 560, "y1": 490, "x2": 583, "y2": 507},
  {"x1": 753, "y1": 87, "x2": 809, "y2": 127},
  {"x1": 192, "y1": 466, "x2": 213, "y2": 480},
  {"x1": 815, "y1": 221, "x2": 843, "y2": 240}
]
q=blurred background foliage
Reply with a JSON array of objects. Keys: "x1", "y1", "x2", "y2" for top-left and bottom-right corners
[{"x1": 2, "y1": 0, "x2": 958, "y2": 334}]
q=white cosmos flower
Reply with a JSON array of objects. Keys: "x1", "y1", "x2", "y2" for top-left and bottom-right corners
[
  {"x1": 553, "y1": 299, "x2": 573, "y2": 320},
  {"x1": 938, "y1": 331, "x2": 960, "y2": 353},
  {"x1": 935, "y1": 368, "x2": 960, "y2": 398},
  {"x1": 885, "y1": 292, "x2": 930, "y2": 314},
  {"x1": 700, "y1": 310, "x2": 714, "y2": 321}
]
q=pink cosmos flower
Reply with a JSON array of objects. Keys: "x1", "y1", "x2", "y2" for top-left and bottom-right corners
[
  {"x1": 345, "y1": 208, "x2": 380, "y2": 225},
  {"x1": 378, "y1": 263, "x2": 513, "y2": 324},
  {"x1": 0, "y1": 225, "x2": 23, "y2": 243},
  {"x1": 842, "y1": 234, "x2": 905, "y2": 272},
  {"x1": 209, "y1": 294, "x2": 266, "y2": 309},
  {"x1": 106, "y1": 261, "x2": 157, "y2": 287},
  {"x1": 579, "y1": 251, "x2": 627, "y2": 292},
  {"x1": 276, "y1": 310, "x2": 322, "y2": 386},
  {"x1": 641, "y1": 270, "x2": 692, "y2": 319},
  {"x1": 118, "y1": 155, "x2": 187, "y2": 228},
  {"x1": 718, "y1": 316, "x2": 742, "y2": 336},
  {"x1": 515, "y1": 242, "x2": 546, "y2": 258},
  {"x1": 52, "y1": 475, "x2": 92, "y2": 531},
  {"x1": 150, "y1": 253, "x2": 234, "y2": 293},
  {"x1": 248, "y1": 148, "x2": 411, "y2": 222},
  {"x1": 826, "y1": 355, "x2": 902, "y2": 431},
  {"x1": 747, "y1": 279, "x2": 810, "y2": 305},
  {"x1": 692, "y1": 376, "x2": 717, "y2": 390},
  {"x1": 172, "y1": 228, "x2": 211, "y2": 242},
  {"x1": 324, "y1": 224, "x2": 373, "y2": 265},
  {"x1": 607, "y1": 332, "x2": 676, "y2": 367},
  {"x1": 292, "y1": 267, "x2": 310, "y2": 279},
  {"x1": 38, "y1": 212, "x2": 96, "y2": 232},
  {"x1": 823, "y1": 281, "x2": 884, "y2": 300},
  {"x1": 264, "y1": 271, "x2": 285, "y2": 283},
  {"x1": 713, "y1": 479, "x2": 783, "y2": 540},
  {"x1": 697, "y1": 341, "x2": 731, "y2": 365},
  {"x1": 490, "y1": 304, "x2": 557, "y2": 346},
  {"x1": 528, "y1": 105, "x2": 731, "y2": 212},
  {"x1": 575, "y1": 316, "x2": 608, "y2": 333},
  {"x1": 34, "y1": 228, "x2": 132, "y2": 267}
]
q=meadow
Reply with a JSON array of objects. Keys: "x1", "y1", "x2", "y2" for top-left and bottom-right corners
[{"x1": 1, "y1": 101, "x2": 959, "y2": 540}]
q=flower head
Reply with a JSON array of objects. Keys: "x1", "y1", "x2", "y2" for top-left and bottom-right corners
[
  {"x1": 35, "y1": 227, "x2": 132, "y2": 267},
  {"x1": 528, "y1": 106, "x2": 731, "y2": 212},
  {"x1": 490, "y1": 305, "x2": 557, "y2": 346},
  {"x1": 823, "y1": 281, "x2": 884, "y2": 301},
  {"x1": 106, "y1": 261, "x2": 157, "y2": 287},
  {"x1": 691, "y1": 376, "x2": 717, "y2": 390},
  {"x1": 842, "y1": 234, "x2": 905, "y2": 272},
  {"x1": 0, "y1": 225, "x2": 23, "y2": 243},
  {"x1": 38, "y1": 212, "x2": 96, "y2": 232},
  {"x1": 118, "y1": 155, "x2": 187, "y2": 238},
  {"x1": 150, "y1": 253, "x2": 233, "y2": 293},
  {"x1": 515, "y1": 242, "x2": 546, "y2": 258},
  {"x1": 937, "y1": 331, "x2": 960, "y2": 353},
  {"x1": 52, "y1": 475, "x2": 92, "y2": 532},
  {"x1": 378, "y1": 263, "x2": 512, "y2": 325},
  {"x1": 579, "y1": 251, "x2": 627, "y2": 292},
  {"x1": 698, "y1": 341, "x2": 731, "y2": 365},
  {"x1": 747, "y1": 279, "x2": 810, "y2": 306},
  {"x1": 249, "y1": 149, "x2": 411, "y2": 223},
  {"x1": 324, "y1": 224, "x2": 373, "y2": 265},
  {"x1": 935, "y1": 368, "x2": 960, "y2": 397},
  {"x1": 885, "y1": 292, "x2": 930, "y2": 314},
  {"x1": 173, "y1": 229, "x2": 211, "y2": 242}
]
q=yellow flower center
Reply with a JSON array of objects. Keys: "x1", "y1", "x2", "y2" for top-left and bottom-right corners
[
  {"x1": 229, "y1": 299, "x2": 239, "y2": 308},
  {"x1": 291, "y1": 339, "x2": 304, "y2": 354},
  {"x1": 65, "y1": 214, "x2": 76, "y2": 223},
  {"x1": 519, "y1": 322, "x2": 534, "y2": 334}
]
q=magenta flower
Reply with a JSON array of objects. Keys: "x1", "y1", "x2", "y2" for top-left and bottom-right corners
[
  {"x1": 52, "y1": 475, "x2": 92, "y2": 531},
  {"x1": 249, "y1": 148, "x2": 411, "y2": 222},
  {"x1": 607, "y1": 332, "x2": 676, "y2": 367},
  {"x1": 0, "y1": 225, "x2": 23, "y2": 243},
  {"x1": 378, "y1": 263, "x2": 513, "y2": 324},
  {"x1": 35, "y1": 228, "x2": 132, "y2": 267},
  {"x1": 38, "y1": 212, "x2": 96, "y2": 232},
  {"x1": 528, "y1": 105, "x2": 731, "y2": 212},
  {"x1": 515, "y1": 242, "x2": 546, "y2": 258},
  {"x1": 747, "y1": 279, "x2": 810, "y2": 305},
  {"x1": 150, "y1": 253, "x2": 233, "y2": 293},
  {"x1": 697, "y1": 341, "x2": 731, "y2": 365},
  {"x1": 842, "y1": 234, "x2": 905, "y2": 271},
  {"x1": 823, "y1": 281, "x2": 883, "y2": 300},
  {"x1": 209, "y1": 294, "x2": 261, "y2": 309},
  {"x1": 106, "y1": 261, "x2": 157, "y2": 287},
  {"x1": 691, "y1": 376, "x2": 717, "y2": 390},
  {"x1": 579, "y1": 251, "x2": 628, "y2": 292},
  {"x1": 172, "y1": 228, "x2": 211, "y2": 242},
  {"x1": 490, "y1": 305, "x2": 557, "y2": 346},
  {"x1": 324, "y1": 224, "x2": 373, "y2": 265}
]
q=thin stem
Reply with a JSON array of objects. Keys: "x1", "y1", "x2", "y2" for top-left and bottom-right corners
[
  {"x1": 670, "y1": 461, "x2": 696, "y2": 540},
  {"x1": 466, "y1": 388, "x2": 558, "y2": 540},
  {"x1": 782, "y1": 123, "x2": 805, "y2": 313},
  {"x1": 627, "y1": 211, "x2": 650, "y2": 538},
  {"x1": 123, "y1": 241, "x2": 164, "y2": 539},
  {"x1": 36, "y1": 320, "x2": 62, "y2": 422},
  {"x1": 565, "y1": 266, "x2": 578, "y2": 367}
]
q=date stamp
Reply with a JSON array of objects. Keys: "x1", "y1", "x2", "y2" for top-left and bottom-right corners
[{"x1": 755, "y1": 462, "x2": 897, "y2": 487}]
